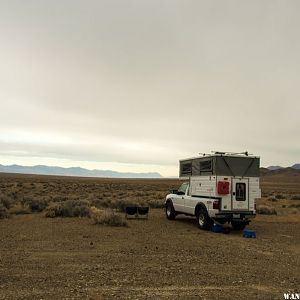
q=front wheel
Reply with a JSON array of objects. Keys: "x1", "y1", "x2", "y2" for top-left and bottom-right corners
[
  {"x1": 231, "y1": 221, "x2": 247, "y2": 231},
  {"x1": 165, "y1": 202, "x2": 176, "y2": 220},
  {"x1": 196, "y1": 209, "x2": 213, "y2": 230}
]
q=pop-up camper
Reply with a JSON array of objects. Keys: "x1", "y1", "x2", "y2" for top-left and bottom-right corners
[{"x1": 165, "y1": 152, "x2": 261, "y2": 230}]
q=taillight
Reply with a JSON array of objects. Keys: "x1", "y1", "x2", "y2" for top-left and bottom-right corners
[{"x1": 213, "y1": 200, "x2": 220, "y2": 209}]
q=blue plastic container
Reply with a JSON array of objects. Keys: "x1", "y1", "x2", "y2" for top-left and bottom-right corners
[
  {"x1": 243, "y1": 230, "x2": 256, "y2": 238},
  {"x1": 211, "y1": 224, "x2": 224, "y2": 233}
]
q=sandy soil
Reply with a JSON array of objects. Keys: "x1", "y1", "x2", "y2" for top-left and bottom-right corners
[{"x1": 0, "y1": 209, "x2": 299, "y2": 299}]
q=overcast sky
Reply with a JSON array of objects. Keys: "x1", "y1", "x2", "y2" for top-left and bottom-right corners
[{"x1": 0, "y1": 0, "x2": 299, "y2": 176}]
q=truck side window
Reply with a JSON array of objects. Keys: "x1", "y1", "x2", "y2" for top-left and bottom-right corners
[
  {"x1": 236, "y1": 183, "x2": 246, "y2": 201},
  {"x1": 178, "y1": 182, "x2": 188, "y2": 195}
]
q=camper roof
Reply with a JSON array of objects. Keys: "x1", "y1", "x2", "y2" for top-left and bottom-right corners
[{"x1": 180, "y1": 152, "x2": 259, "y2": 162}]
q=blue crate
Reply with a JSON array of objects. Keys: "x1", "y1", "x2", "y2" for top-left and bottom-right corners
[
  {"x1": 211, "y1": 224, "x2": 224, "y2": 233},
  {"x1": 243, "y1": 230, "x2": 256, "y2": 238}
]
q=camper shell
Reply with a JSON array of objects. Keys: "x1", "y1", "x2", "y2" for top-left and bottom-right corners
[
  {"x1": 165, "y1": 152, "x2": 261, "y2": 230},
  {"x1": 179, "y1": 154, "x2": 260, "y2": 178}
]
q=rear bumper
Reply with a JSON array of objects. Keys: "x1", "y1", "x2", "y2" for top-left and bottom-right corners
[{"x1": 214, "y1": 211, "x2": 256, "y2": 221}]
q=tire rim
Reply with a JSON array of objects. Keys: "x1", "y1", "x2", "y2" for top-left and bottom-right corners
[
  {"x1": 166, "y1": 206, "x2": 171, "y2": 216},
  {"x1": 198, "y1": 214, "x2": 205, "y2": 226}
]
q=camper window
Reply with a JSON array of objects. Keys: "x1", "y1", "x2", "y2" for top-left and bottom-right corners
[
  {"x1": 200, "y1": 160, "x2": 212, "y2": 171},
  {"x1": 236, "y1": 183, "x2": 246, "y2": 201},
  {"x1": 181, "y1": 162, "x2": 192, "y2": 176}
]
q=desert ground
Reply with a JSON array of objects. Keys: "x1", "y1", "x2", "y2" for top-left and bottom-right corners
[{"x1": 0, "y1": 173, "x2": 299, "y2": 299}]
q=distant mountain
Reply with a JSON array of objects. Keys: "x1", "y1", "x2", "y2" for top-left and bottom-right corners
[
  {"x1": 267, "y1": 166, "x2": 284, "y2": 170},
  {"x1": 266, "y1": 164, "x2": 300, "y2": 171},
  {"x1": 0, "y1": 164, "x2": 162, "y2": 178},
  {"x1": 291, "y1": 163, "x2": 300, "y2": 170}
]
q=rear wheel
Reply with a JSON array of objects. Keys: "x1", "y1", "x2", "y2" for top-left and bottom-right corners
[
  {"x1": 165, "y1": 202, "x2": 176, "y2": 220},
  {"x1": 196, "y1": 208, "x2": 213, "y2": 230},
  {"x1": 231, "y1": 221, "x2": 247, "y2": 231}
]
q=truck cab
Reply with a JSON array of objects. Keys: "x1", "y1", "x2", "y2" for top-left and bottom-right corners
[{"x1": 165, "y1": 152, "x2": 261, "y2": 230}]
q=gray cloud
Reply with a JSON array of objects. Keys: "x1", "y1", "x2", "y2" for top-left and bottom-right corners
[{"x1": 0, "y1": 0, "x2": 299, "y2": 174}]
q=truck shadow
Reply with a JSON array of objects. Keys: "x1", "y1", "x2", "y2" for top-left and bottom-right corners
[
  {"x1": 173, "y1": 215, "x2": 197, "y2": 227},
  {"x1": 173, "y1": 216, "x2": 248, "y2": 236}
]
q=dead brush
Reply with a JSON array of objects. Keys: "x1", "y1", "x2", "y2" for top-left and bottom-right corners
[
  {"x1": 45, "y1": 199, "x2": 91, "y2": 218},
  {"x1": 91, "y1": 208, "x2": 128, "y2": 227},
  {"x1": 9, "y1": 203, "x2": 31, "y2": 215}
]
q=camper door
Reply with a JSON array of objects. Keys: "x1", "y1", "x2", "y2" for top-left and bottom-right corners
[{"x1": 232, "y1": 178, "x2": 249, "y2": 211}]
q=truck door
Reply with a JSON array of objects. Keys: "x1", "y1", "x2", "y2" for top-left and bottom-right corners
[
  {"x1": 232, "y1": 178, "x2": 249, "y2": 211},
  {"x1": 172, "y1": 182, "x2": 188, "y2": 212}
]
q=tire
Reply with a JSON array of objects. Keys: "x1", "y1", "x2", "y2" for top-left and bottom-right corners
[
  {"x1": 196, "y1": 208, "x2": 213, "y2": 230},
  {"x1": 165, "y1": 202, "x2": 176, "y2": 220},
  {"x1": 231, "y1": 221, "x2": 247, "y2": 231}
]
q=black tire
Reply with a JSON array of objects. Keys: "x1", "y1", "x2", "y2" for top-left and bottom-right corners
[
  {"x1": 231, "y1": 221, "x2": 247, "y2": 231},
  {"x1": 196, "y1": 208, "x2": 213, "y2": 230},
  {"x1": 165, "y1": 202, "x2": 176, "y2": 220}
]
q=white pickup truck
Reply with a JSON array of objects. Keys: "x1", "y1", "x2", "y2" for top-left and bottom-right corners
[{"x1": 165, "y1": 153, "x2": 261, "y2": 230}]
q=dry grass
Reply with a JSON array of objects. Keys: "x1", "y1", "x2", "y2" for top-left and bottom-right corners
[{"x1": 256, "y1": 205, "x2": 277, "y2": 215}]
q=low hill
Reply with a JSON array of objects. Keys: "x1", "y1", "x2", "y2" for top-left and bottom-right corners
[
  {"x1": 261, "y1": 167, "x2": 300, "y2": 177},
  {"x1": 0, "y1": 164, "x2": 162, "y2": 178},
  {"x1": 260, "y1": 167, "x2": 300, "y2": 185}
]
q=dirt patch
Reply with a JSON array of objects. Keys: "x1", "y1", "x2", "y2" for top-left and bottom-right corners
[
  {"x1": 0, "y1": 210, "x2": 299, "y2": 299},
  {"x1": 0, "y1": 173, "x2": 299, "y2": 299}
]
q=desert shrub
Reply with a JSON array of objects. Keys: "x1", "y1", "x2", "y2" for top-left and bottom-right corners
[
  {"x1": 110, "y1": 199, "x2": 134, "y2": 212},
  {"x1": 51, "y1": 195, "x2": 69, "y2": 202},
  {"x1": 45, "y1": 203, "x2": 62, "y2": 218},
  {"x1": 155, "y1": 192, "x2": 166, "y2": 200},
  {"x1": 268, "y1": 196, "x2": 277, "y2": 202},
  {"x1": 0, "y1": 203, "x2": 9, "y2": 219},
  {"x1": 291, "y1": 195, "x2": 300, "y2": 200},
  {"x1": 0, "y1": 194, "x2": 13, "y2": 209},
  {"x1": 90, "y1": 198, "x2": 101, "y2": 208},
  {"x1": 288, "y1": 203, "x2": 300, "y2": 208},
  {"x1": 256, "y1": 205, "x2": 277, "y2": 215},
  {"x1": 45, "y1": 199, "x2": 90, "y2": 218},
  {"x1": 147, "y1": 199, "x2": 164, "y2": 208},
  {"x1": 9, "y1": 203, "x2": 31, "y2": 215},
  {"x1": 275, "y1": 194, "x2": 284, "y2": 200},
  {"x1": 24, "y1": 197, "x2": 48, "y2": 212},
  {"x1": 102, "y1": 198, "x2": 113, "y2": 208},
  {"x1": 91, "y1": 209, "x2": 127, "y2": 227}
]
